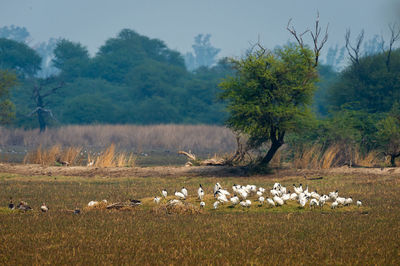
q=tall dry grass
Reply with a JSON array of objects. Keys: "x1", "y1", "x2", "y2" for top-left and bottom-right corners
[
  {"x1": 23, "y1": 145, "x2": 81, "y2": 166},
  {"x1": 23, "y1": 143, "x2": 136, "y2": 167},
  {"x1": 0, "y1": 125, "x2": 236, "y2": 154},
  {"x1": 293, "y1": 143, "x2": 384, "y2": 169},
  {"x1": 93, "y1": 143, "x2": 136, "y2": 167}
]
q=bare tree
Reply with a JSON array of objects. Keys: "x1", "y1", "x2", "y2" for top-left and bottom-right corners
[
  {"x1": 287, "y1": 12, "x2": 329, "y2": 67},
  {"x1": 345, "y1": 29, "x2": 364, "y2": 65},
  {"x1": 29, "y1": 78, "x2": 63, "y2": 132},
  {"x1": 385, "y1": 23, "x2": 400, "y2": 71}
]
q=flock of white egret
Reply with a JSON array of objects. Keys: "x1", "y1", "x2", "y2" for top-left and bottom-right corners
[
  {"x1": 154, "y1": 182, "x2": 362, "y2": 210},
  {"x1": 7, "y1": 182, "x2": 362, "y2": 214}
]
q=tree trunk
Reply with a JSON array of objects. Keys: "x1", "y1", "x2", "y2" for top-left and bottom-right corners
[
  {"x1": 390, "y1": 152, "x2": 400, "y2": 167},
  {"x1": 259, "y1": 128, "x2": 285, "y2": 166},
  {"x1": 38, "y1": 109, "x2": 46, "y2": 133}
]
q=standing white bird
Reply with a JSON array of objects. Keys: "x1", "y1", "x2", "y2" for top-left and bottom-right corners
[
  {"x1": 273, "y1": 195, "x2": 284, "y2": 206},
  {"x1": 258, "y1": 187, "x2": 266, "y2": 193},
  {"x1": 293, "y1": 184, "x2": 303, "y2": 194},
  {"x1": 218, "y1": 189, "x2": 231, "y2": 197},
  {"x1": 299, "y1": 197, "x2": 308, "y2": 208},
  {"x1": 256, "y1": 191, "x2": 263, "y2": 197},
  {"x1": 273, "y1": 183, "x2": 281, "y2": 190},
  {"x1": 282, "y1": 193, "x2": 290, "y2": 202},
  {"x1": 356, "y1": 200, "x2": 362, "y2": 207},
  {"x1": 153, "y1": 197, "x2": 161, "y2": 204},
  {"x1": 249, "y1": 185, "x2": 257, "y2": 194},
  {"x1": 40, "y1": 203, "x2": 49, "y2": 212},
  {"x1": 240, "y1": 200, "x2": 251, "y2": 208},
  {"x1": 266, "y1": 198, "x2": 275, "y2": 207},
  {"x1": 175, "y1": 191, "x2": 186, "y2": 200},
  {"x1": 232, "y1": 184, "x2": 240, "y2": 194},
  {"x1": 258, "y1": 196, "x2": 265, "y2": 205},
  {"x1": 237, "y1": 187, "x2": 248, "y2": 200},
  {"x1": 230, "y1": 195, "x2": 240, "y2": 206},
  {"x1": 213, "y1": 183, "x2": 222, "y2": 195},
  {"x1": 336, "y1": 197, "x2": 346, "y2": 205},
  {"x1": 331, "y1": 201, "x2": 338, "y2": 209},
  {"x1": 329, "y1": 190, "x2": 338, "y2": 201},
  {"x1": 213, "y1": 201, "x2": 219, "y2": 209},
  {"x1": 161, "y1": 189, "x2": 168, "y2": 198},
  {"x1": 181, "y1": 187, "x2": 188, "y2": 198},
  {"x1": 198, "y1": 184, "x2": 204, "y2": 200},
  {"x1": 310, "y1": 198, "x2": 319, "y2": 209},
  {"x1": 215, "y1": 191, "x2": 229, "y2": 203},
  {"x1": 344, "y1": 197, "x2": 353, "y2": 206},
  {"x1": 270, "y1": 189, "x2": 280, "y2": 197},
  {"x1": 245, "y1": 199, "x2": 252, "y2": 207},
  {"x1": 311, "y1": 191, "x2": 320, "y2": 200},
  {"x1": 290, "y1": 192, "x2": 298, "y2": 201},
  {"x1": 200, "y1": 201, "x2": 205, "y2": 208}
]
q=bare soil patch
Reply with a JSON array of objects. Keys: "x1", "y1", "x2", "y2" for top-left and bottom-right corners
[{"x1": 0, "y1": 163, "x2": 399, "y2": 179}]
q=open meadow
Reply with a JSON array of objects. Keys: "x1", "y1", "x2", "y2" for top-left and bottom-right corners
[{"x1": 1, "y1": 164, "x2": 399, "y2": 265}]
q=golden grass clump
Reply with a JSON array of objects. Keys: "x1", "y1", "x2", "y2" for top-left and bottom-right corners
[
  {"x1": 93, "y1": 144, "x2": 136, "y2": 168},
  {"x1": 23, "y1": 145, "x2": 82, "y2": 166},
  {"x1": 357, "y1": 150, "x2": 382, "y2": 167},
  {"x1": 292, "y1": 143, "x2": 382, "y2": 169},
  {"x1": 60, "y1": 146, "x2": 82, "y2": 165},
  {"x1": 23, "y1": 145, "x2": 61, "y2": 165},
  {"x1": 95, "y1": 144, "x2": 116, "y2": 167},
  {"x1": 293, "y1": 145, "x2": 322, "y2": 169}
]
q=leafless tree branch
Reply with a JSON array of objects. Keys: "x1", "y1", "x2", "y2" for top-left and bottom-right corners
[
  {"x1": 287, "y1": 12, "x2": 328, "y2": 67},
  {"x1": 386, "y1": 23, "x2": 400, "y2": 71},
  {"x1": 345, "y1": 29, "x2": 364, "y2": 65}
]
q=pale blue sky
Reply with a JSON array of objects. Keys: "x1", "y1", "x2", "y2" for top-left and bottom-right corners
[{"x1": 0, "y1": 0, "x2": 398, "y2": 58}]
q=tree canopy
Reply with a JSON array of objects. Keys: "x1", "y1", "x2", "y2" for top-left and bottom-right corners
[
  {"x1": 0, "y1": 38, "x2": 41, "y2": 77},
  {"x1": 220, "y1": 44, "x2": 319, "y2": 165},
  {"x1": 0, "y1": 70, "x2": 17, "y2": 124}
]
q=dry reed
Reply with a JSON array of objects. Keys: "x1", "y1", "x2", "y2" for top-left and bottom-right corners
[
  {"x1": 292, "y1": 143, "x2": 383, "y2": 169},
  {"x1": 92, "y1": 144, "x2": 136, "y2": 168},
  {"x1": 0, "y1": 125, "x2": 236, "y2": 154}
]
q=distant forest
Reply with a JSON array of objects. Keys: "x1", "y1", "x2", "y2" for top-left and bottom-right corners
[{"x1": 0, "y1": 25, "x2": 398, "y2": 130}]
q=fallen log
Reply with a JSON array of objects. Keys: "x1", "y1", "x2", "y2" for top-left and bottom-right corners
[{"x1": 178, "y1": 150, "x2": 226, "y2": 166}]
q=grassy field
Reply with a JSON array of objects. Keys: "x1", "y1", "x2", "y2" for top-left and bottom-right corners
[{"x1": 0, "y1": 166, "x2": 399, "y2": 265}]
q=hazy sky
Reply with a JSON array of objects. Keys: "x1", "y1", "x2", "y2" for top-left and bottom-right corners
[{"x1": 0, "y1": 0, "x2": 398, "y2": 58}]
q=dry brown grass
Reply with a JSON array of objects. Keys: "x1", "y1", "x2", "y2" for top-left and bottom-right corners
[
  {"x1": 0, "y1": 125, "x2": 236, "y2": 153},
  {"x1": 293, "y1": 145, "x2": 322, "y2": 169},
  {"x1": 0, "y1": 171, "x2": 399, "y2": 265},
  {"x1": 23, "y1": 145, "x2": 61, "y2": 165},
  {"x1": 293, "y1": 143, "x2": 385, "y2": 169},
  {"x1": 357, "y1": 150, "x2": 382, "y2": 167},
  {"x1": 93, "y1": 144, "x2": 136, "y2": 168},
  {"x1": 23, "y1": 145, "x2": 83, "y2": 166},
  {"x1": 22, "y1": 144, "x2": 136, "y2": 167}
]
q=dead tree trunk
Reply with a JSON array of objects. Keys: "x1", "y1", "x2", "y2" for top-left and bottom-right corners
[{"x1": 29, "y1": 80, "x2": 63, "y2": 133}]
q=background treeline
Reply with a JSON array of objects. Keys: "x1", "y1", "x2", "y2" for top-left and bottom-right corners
[
  {"x1": 1, "y1": 25, "x2": 400, "y2": 166},
  {"x1": 0, "y1": 26, "x2": 232, "y2": 127}
]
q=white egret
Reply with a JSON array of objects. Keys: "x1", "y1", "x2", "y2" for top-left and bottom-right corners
[{"x1": 161, "y1": 189, "x2": 168, "y2": 198}]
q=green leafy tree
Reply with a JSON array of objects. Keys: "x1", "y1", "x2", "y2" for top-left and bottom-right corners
[
  {"x1": 52, "y1": 39, "x2": 90, "y2": 79},
  {"x1": 0, "y1": 70, "x2": 16, "y2": 124},
  {"x1": 0, "y1": 38, "x2": 41, "y2": 77},
  {"x1": 376, "y1": 103, "x2": 400, "y2": 166},
  {"x1": 220, "y1": 17, "x2": 328, "y2": 166},
  {"x1": 220, "y1": 44, "x2": 319, "y2": 165}
]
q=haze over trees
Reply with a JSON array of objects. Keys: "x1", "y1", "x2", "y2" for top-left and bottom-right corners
[{"x1": 1, "y1": 22, "x2": 400, "y2": 165}]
